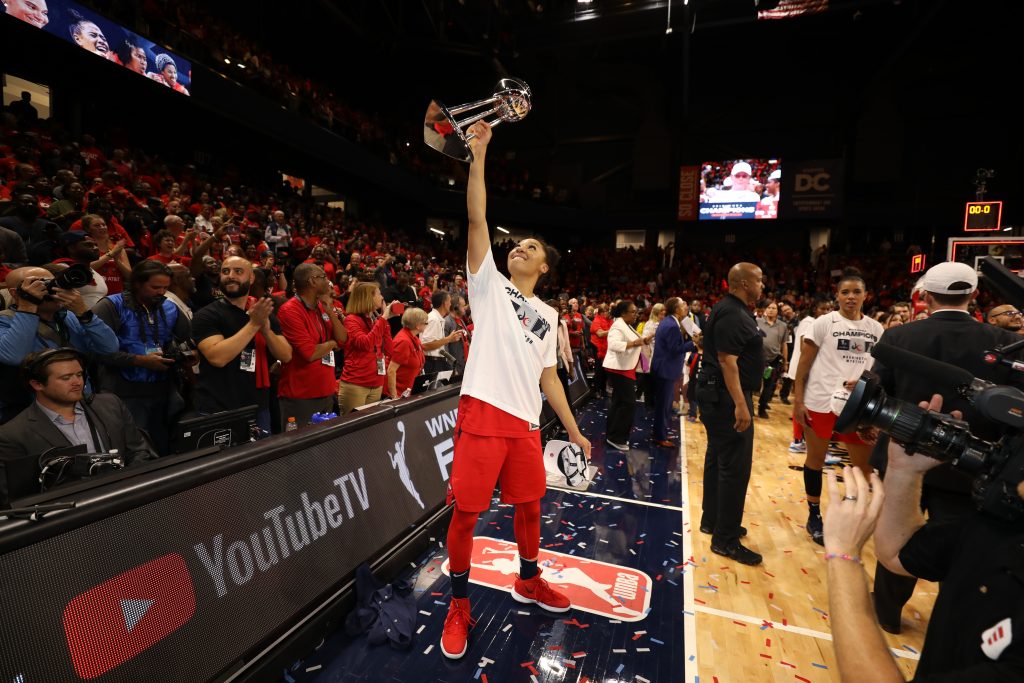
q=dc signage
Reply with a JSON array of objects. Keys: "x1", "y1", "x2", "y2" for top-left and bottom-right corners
[{"x1": 782, "y1": 159, "x2": 844, "y2": 219}]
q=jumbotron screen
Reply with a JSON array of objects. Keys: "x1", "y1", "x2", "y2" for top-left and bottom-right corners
[
  {"x1": 699, "y1": 158, "x2": 781, "y2": 221},
  {"x1": 4, "y1": 0, "x2": 192, "y2": 96}
]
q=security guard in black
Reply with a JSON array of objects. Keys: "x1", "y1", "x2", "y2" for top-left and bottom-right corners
[{"x1": 697, "y1": 262, "x2": 765, "y2": 565}]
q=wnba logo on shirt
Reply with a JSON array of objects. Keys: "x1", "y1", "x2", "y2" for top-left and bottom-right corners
[
  {"x1": 511, "y1": 298, "x2": 550, "y2": 341},
  {"x1": 442, "y1": 536, "x2": 653, "y2": 622}
]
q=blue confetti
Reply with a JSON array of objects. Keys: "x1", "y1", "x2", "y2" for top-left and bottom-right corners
[
  {"x1": 689, "y1": 654, "x2": 696, "y2": 661},
  {"x1": 650, "y1": 637, "x2": 664, "y2": 645},
  {"x1": 667, "y1": 579, "x2": 678, "y2": 586},
  {"x1": 902, "y1": 645, "x2": 918, "y2": 654},
  {"x1": 474, "y1": 668, "x2": 482, "y2": 679},
  {"x1": 616, "y1": 663, "x2": 625, "y2": 674},
  {"x1": 811, "y1": 662, "x2": 829, "y2": 669}
]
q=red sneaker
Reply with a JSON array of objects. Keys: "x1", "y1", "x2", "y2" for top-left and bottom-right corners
[
  {"x1": 511, "y1": 573, "x2": 571, "y2": 612},
  {"x1": 440, "y1": 597, "x2": 475, "y2": 659}
]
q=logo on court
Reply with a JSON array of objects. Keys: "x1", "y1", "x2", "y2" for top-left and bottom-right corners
[{"x1": 442, "y1": 536, "x2": 652, "y2": 622}]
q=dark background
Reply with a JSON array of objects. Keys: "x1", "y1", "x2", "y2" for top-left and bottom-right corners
[{"x1": 3, "y1": 0, "x2": 1020, "y2": 248}]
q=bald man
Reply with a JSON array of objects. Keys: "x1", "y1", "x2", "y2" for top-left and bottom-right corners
[
  {"x1": 0, "y1": 266, "x2": 119, "y2": 421},
  {"x1": 987, "y1": 304, "x2": 1024, "y2": 335},
  {"x1": 192, "y1": 256, "x2": 292, "y2": 434},
  {"x1": 695, "y1": 262, "x2": 765, "y2": 565}
]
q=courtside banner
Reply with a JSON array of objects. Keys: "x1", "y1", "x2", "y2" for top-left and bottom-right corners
[
  {"x1": 0, "y1": 394, "x2": 459, "y2": 682},
  {"x1": 442, "y1": 536, "x2": 652, "y2": 622}
]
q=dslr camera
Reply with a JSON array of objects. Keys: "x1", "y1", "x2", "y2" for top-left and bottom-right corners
[
  {"x1": 837, "y1": 360, "x2": 1024, "y2": 522},
  {"x1": 162, "y1": 339, "x2": 198, "y2": 365}
]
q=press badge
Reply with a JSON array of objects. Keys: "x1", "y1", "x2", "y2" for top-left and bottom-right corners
[
  {"x1": 145, "y1": 345, "x2": 162, "y2": 356},
  {"x1": 322, "y1": 352, "x2": 336, "y2": 367},
  {"x1": 239, "y1": 349, "x2": 256, "y2": 373},
  {"x1": 376, "y1": 357, "x2": 386, "y2": 375}
]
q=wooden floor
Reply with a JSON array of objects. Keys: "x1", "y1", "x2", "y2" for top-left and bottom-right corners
[{"x1": 683, "y1": 394, "x2": 937, "y2": 683}]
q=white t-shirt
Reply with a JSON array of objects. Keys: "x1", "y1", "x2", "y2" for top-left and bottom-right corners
[
  {"x1": 460, "y1": 249, "x2": 558, "y2": 425},
  {"x1": 422, "y1": 308, "x2": 446, "y2": 357},
  {"x1": 80, "y1": 268, "x2": 109, "y2": 310},
  {"x1": 804, "y1": 311, "x2": 884, "y2": 413},
  {"x1": 785, "y1": 315, "x2": 816, "y2": 381}
]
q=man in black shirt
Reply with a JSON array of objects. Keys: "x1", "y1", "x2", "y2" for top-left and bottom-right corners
[
  {"x1": 696, "y1": 262, "x2": 765, "y2": 565},
  {"x1": 192, "y1": 257, "x2": 293, "y2": 436}
]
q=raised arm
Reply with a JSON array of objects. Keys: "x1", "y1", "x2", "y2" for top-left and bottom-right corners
[{"x1": 465, "y1": 120, "x2": 493, "y2": 275}]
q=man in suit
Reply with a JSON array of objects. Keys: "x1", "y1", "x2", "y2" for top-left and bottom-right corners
[
  {"x1": 650, "y1": 297, "x2": 691, "y2": 447},
  {"x1": 869, "y1": 260, "x2": 1024, "y2": 633},
  {"x1": 0, "y1": 348, "x2": 156, "y2": 508}
]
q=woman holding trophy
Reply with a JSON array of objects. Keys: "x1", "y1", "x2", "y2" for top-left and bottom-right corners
[{"x1": 439, "y1": 118, "x2": 593, "y2": 659}]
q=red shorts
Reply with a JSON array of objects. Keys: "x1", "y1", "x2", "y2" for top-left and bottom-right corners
[
  {"x1": 448, "y1": 397, "x2": 545, "y2": 512},
  {"x1": 806, "y1": 409, "x2": 866, "y2": 445}
]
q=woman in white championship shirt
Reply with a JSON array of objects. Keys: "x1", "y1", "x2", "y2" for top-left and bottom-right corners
[{"x1": 792, "y1": 268, "x2": 883, "y2": 545}]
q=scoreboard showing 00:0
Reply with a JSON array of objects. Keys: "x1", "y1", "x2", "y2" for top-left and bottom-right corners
[{"x1": 963, "y1": 200, "x2": 1003, "y2": 232}]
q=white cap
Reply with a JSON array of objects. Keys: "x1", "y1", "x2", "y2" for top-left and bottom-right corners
[
  {"x1": 731, "y1": 161, "x2": 752, "y2": 176},
  {"x1": 918, "y1": 261, "x2": 978, "y2": 295},
  {"x1": 768, "y1": 169, "x2": 781, "y2": 181}
]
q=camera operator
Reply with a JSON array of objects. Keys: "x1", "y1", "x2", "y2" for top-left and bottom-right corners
[
  {"x1": 0, "y1": 266, "x2": 119, "y2": 423},
  {"x1": 824, "y1": 394, "x2": 1024, "y2": 682},
  {"x1": 0, "y1": 349, "x2": 157, "y2": 508},
  {"x1": 870, "y1": 261, "x2": 1024, "y2": 633},
  {"x1": 93, "y1": 260, "x2": 193, "y2": 457}
]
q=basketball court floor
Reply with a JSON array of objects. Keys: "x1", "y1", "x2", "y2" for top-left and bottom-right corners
[{"x1": 288, "y1": 390, "x2": 935, "y2": 683}]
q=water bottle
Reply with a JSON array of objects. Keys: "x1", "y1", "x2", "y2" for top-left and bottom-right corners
[{"x1": 285, "y1": 417, "x2": 298, "y2": 432}]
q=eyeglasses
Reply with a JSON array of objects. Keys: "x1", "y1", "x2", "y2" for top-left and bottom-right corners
[{"x1": 994, "y1": 310, "x2": 1023, "y2": 318}]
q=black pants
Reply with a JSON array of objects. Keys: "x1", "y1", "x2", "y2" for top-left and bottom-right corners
[
  {"x1": 698, "y1": 384, "x2": 755, "y2": 547},
  {"x1": 758, "y1": 357, "x2": 784, "y2": 410},
  {"x1": 592, "y1": 358, "x2": 608, "y2": 396},
  {"x1": 779, "y1": 376, "x2": 794, "y2": 402},
  {"x1": 637, "y1": 372, "x2": 655, "y2": 408},
  {"x1": 653, "y1": 375, "x2": 677, "y2": 440},
  {"x1": 424, "y1": 356, "x2": 451, "y2": 375},
  {"x1": 606, "y1": 373, "x2": 636, "y2": 444}
]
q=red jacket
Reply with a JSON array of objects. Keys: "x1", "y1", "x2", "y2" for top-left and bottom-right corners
[
  {"x1": 590, "y1": 314, "x2": 611, "y2": 358},
  {"x1": 389, "y1": 328, "x2": 424, "y2": 397},
  {"x1": 342, "y1": 313, "x2": 394, "y2": 388}
]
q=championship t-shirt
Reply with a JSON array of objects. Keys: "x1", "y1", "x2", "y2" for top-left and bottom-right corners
[
  {"x1": 805, "y1": 311, "x2": 884, "y2": 413},
  {"x1": 459, "y1": 249, "x2": 558, "y2": 427}
]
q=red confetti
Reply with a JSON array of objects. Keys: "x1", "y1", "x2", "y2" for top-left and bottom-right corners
[
  {"x1": 572, "y1": 651, "x2": 587, "y2": 657},
  {"x1": 780, "y1": 661, "x2": 797, "y2": 668},
  {"x1": 580, "y1": 678, "x2": 589, "y2": 683},
  {"x1": 564, "y1": 660, "x2": 576, "y2": 668},
  {"x1": 764, "y1": 571, "x2": 776, "y2": 577},
  {"x1": 520, "y1": 661, "x2": 535, "y2": 668},
  {"x1": 800, "y1": 567, "x2": 809, "y2": 575},
  {"x1": 482, "y1": 676, "x2": 488, "y2": 683},
  {"x1": 762, "y1": 620, "x2": 774, "y2": 629},
  {"x1": 694, "y1": 598, "x2": 706, "y2": 604},
  {"x1": 740, "y1": 580, "x2": 751, "y2": 585},
  {"x1": 548, "y1": 646, "x2": 563, "y2": 651},
  {"x1": 636, "y1": 540, "x2": 645, "y2": 545},
  {"x1": 783, "y1": 618, "x2": 789, "y2": 626},
  {"x1": 768, "y1": 592, "x2": 774, "y2": 600},
  {"x1": 765, "y1": 638, "x2": 771, "y2": 647},
  {"x1": 759, "y1": 653, "x2": 772, "y2": 659},
  {"x1": 431, "y1": 592, "x2": 442, "y2": 596},
  {"x1": 656, "y1": 574, "x2": 663, "y2": 581},
  {"x1": 796, "y1": 677, "x2": 812, "y2": 683},
  {"x1": 733, "y1": 621, "x2": 747, "y2": 627}
]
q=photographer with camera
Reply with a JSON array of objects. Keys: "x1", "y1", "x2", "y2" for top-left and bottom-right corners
[
  {"x1": 93, "y1": 260, "x2": 193, "y2": 456},
  {"x1": 869, "y1": 261, "x2": 1024, "y2": 633},
  {"x1": 0, "y1": 348, "x2": 157, "y2": 508},
  {"x1": 0, "y1": 266, "x2": 119, "y2": 423},
  {"x1": 825, "y1": 393, "x2": 1024, "y2": 682}
]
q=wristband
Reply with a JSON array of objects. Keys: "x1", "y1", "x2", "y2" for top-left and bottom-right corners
[{"x1": 824, "y1": 552, "x2": 862, "y2": 565}]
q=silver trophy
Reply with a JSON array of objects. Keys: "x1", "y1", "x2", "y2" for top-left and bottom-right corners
[{"x1": 424, "y1": 78, "x2": 532, "y2": 162}]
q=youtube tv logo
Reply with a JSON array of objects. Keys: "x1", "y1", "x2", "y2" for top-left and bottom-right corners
[{"x1": 63, "y1": 553, "x2": 196, "y2": 679}]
